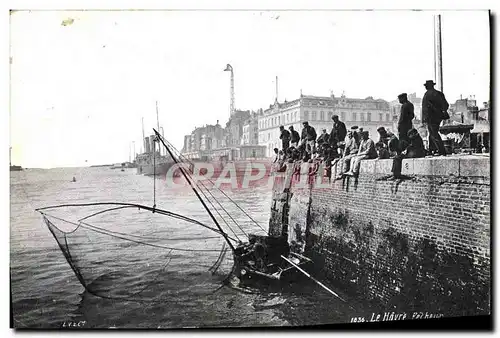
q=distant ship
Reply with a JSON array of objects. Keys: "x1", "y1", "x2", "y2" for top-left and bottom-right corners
[
  {"x1": 136, "y1": 104, "x2": 175, "y2": 176},
  {"x1": 136, "y1": 135, "x2": 175, "y2": 176},
  {"x1": 10, "y1": 165, "x2": 23, "y2": 171}
]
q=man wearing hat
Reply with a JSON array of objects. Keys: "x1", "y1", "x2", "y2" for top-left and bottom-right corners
[
  {"x1": 397, "y1": 93, "x2": 415, "y2": 144},
  {"x1": 422, "y1": 80, "x2": 449, "y2": 156}
]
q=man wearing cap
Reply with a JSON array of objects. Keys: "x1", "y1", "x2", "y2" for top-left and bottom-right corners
[
  {"x1": 377, "y1": 127, "x2": 400, "y2": 157},
  {"x1": 397, "y1": 93, "x2": 415, "y2": 144},
  {"x1": 279, "y1": 125, "x2": 291, "y2": 153},
  {"x1": 329, "y1": 115, "x2": 347, "y2": 148},
  {"x1": 345, "y1": 130, "x2": 378, "y2": 176},
  {"x1": 422, "y1": 80, "x2": 449, "y2": 156},
  {"x1": 301, "y1": 121, "x2": 317, "y2": 155},
  {"x1": 317, "y1": 129, "x2": 330, "y2": 145},
  {"x1": 289, "y1": 126, "x2": 300, "y2": 148},
  {"x1": 335, "y1": 130, "x2": 360, "y2": 179}
]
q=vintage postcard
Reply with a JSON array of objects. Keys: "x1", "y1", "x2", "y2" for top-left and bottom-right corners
[{"x1": 8, "y1": 6, "x2": 491, "y2": 330}]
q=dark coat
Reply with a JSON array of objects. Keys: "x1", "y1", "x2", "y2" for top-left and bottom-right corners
[
  {"x1": 330, "y1": 121, "x2": 347, "y2": 144},
  {"x1": 422, "y1": 89, "x2": 449, "y2": 124},
  {"x1": 290, "y1": 130, "x2": 300, "y2": 143},
  {"x1": 398, "y1": 101, "x2": 414, "y2": 132},
  {"x1": 301, "y1": 126, "x2": 317, "y2": 141},
  {"x1": 317, "y1": 132, "x2": 330, "y2": 144},
  {"x1": 280, "y1": 129, "x2": 291, "y2": 141},
  {"x1": 406, "y1": 134, "x2": 426, "y2": 158}
]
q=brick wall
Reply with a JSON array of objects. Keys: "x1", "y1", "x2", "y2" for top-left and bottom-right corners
[{"x1": 269, "y1": 156, "x2": 490, "y2": 316}]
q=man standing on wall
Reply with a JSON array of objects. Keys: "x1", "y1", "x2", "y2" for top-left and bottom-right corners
[
  {"x1": 397, "y1": 93, "x2": 414, "y2": 144},
  {"x1": 289, "y1": 126, "x2": 300, "y2": 148},
  {"x1": 422, "y1": 80, "x2": 449, "y2": 156},
  {"x1": 279, "y1": 125, "x2": 291, "y2": 153},
  {"x1": 329, "y1": 115, "x2": 347, "y2": 154},
  {"x1": 301, "y1": 121, "x2": 317, "y2": 155}
]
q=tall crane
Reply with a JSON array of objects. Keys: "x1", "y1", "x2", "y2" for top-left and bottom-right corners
[{"x1": 224, "y1": 64, "x2": 235, "y2": 117}]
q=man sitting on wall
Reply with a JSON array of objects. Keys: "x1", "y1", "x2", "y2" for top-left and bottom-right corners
[
  {"x1": 336, "y1": 130, "x2": 360, "y2": 179},
  {"x1": 345, "y1": 131, "x2": 378, "y2": 176},
  {"x1": 317, "y1": 129, "x2": 330, "y2": 146},
  {"x1": 377, "y1": 127, "x2": 400, "y2": 158},
  {"x1": 376, "y1": 141, "x2": 390, "y2": 159},
  {"x1": 404, "y1": 128, "x2": 426, "y2": 159}
]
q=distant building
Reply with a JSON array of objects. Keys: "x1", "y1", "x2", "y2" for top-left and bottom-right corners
[
  {"x1": 258, "y1": 93, "x2": 392, "y2": 157},
  {"x1": 181, "y1": 111, "x2": 265, "y2": 161},
  {"x1": 225, "y1": 110, "x2": 252, "y2": 147},
  {"x1": 242, "y1": 110, "x2": 261, "y2": 145},
  {"x1": 182, "y1": 122, "x2": 225, "y2": 160},
  {"x1": 446, "y1": 96, "x2": 490, "y2": 151}
]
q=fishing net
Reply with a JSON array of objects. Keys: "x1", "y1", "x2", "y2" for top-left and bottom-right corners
[{"x1": 38, "y1": 203, "x2": 234, "y2": 301}]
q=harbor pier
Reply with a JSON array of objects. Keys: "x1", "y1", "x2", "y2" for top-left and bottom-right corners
[{"x1": 268, "y1": 155, "x2": 490, "y2": 317}]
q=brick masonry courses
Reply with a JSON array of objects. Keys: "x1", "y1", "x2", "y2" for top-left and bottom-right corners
[{"x1": 268, "y1": 156, "x2": 490, "y2": 317}]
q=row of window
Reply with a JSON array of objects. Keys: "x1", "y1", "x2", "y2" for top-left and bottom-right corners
[
  {"x1": 259, "y1": 110, "x2": 392, "y2": 129},
  {"x1": 259, "y1": 111, "x2": 300, "y2": 130}
]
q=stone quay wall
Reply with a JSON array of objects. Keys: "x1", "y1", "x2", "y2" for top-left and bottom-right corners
[{"x1": 268, "y1": 156, "x2": 490, "y2": 317}]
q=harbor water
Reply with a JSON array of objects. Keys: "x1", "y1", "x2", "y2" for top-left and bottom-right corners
[{"x1": 10, "y1": 167, "x2": 356, "y2": 328}]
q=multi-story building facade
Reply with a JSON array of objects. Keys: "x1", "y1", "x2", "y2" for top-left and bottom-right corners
[
  {"x1": 181, "y1": 111, "x2": 265, "y2": 161},
  {"x1": 225, "y1": 110, "x2": 252, "y2": 147},
  {"x1": 242, "y1": 110, "x2": 261, "y2": 146},
  {"x1": 258, "y1": 93, "x2": 392, "y2": 157},
  {"x1": 182, "y1": 122, "x2": 225, "y2": 159}
]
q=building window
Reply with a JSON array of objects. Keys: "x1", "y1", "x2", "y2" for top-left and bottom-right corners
[
  {"x1": 312, "y1": 111, "x2": 317, "y2": 121},
  {"x1": 367, "y1": 112, "x2": 371, "y2": 121},
  {"x1": 379, "y1": 113, "x2": 383, "y2": 121},
  {"x1": 340, "y1": 111, "x2": 346, "y2": 121},
  {"x1": 278, "y1": 116, "x2": 280, "y2": 125},
  {"x1": 360, "y1": 113, "x2": 365, "y2": 121},
  {"x1": 268, "y1": 133, "x2": 270, "y2": 141},
  {"x1": 352, "y1": 112, "x2": 357, "y2": 121},
  {"x1": 304, "y1": 111, "x2": 309, "y2": 121},
  {"x1": 386, "y1": 113, "x2": 390, "y2": 122},
  {"x1": 320, "y1": 111, "x2": 324, "y2": 121},
  {"x1": 294, "y1": 111, "x2": 298, "y2": 121}
]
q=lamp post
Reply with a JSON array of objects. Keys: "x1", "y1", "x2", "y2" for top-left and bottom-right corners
[{"x1": 223, "y1": 64, "x2": 235, "y2": 117}]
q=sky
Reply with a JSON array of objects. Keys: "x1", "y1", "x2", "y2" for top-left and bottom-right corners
[{"x1": 9, "y1": 10, "x2": 490, "y2": 168}]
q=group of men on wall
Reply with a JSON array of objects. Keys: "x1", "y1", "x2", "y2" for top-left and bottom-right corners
[{"x1": 272, "y1": 80, "x2": 450, "y2": 179}]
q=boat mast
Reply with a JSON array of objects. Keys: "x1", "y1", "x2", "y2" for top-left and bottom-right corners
[
  {"x1": 156, "y1": 101, "x2": 161, "y2": 156},
  {"x1": 153, "y1": 129, "x2": 236, "y2": 252},
  {"x1": 141, "y1": 117, "x2": 145, "y2": 154}
]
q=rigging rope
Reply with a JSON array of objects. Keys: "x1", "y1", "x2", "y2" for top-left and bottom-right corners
[
  {"x1": 153, "y1": 138, "x2": 156, "y2": 210},
  {"x1": 193, "y1": 179, "x2": 247, "y2": 239},
  {"x1": 37, "y1": 202, "x2": 239, "y2": 242},
  {"x1": 160, "y1": 135, "x2": 267, "y2": 235}
]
